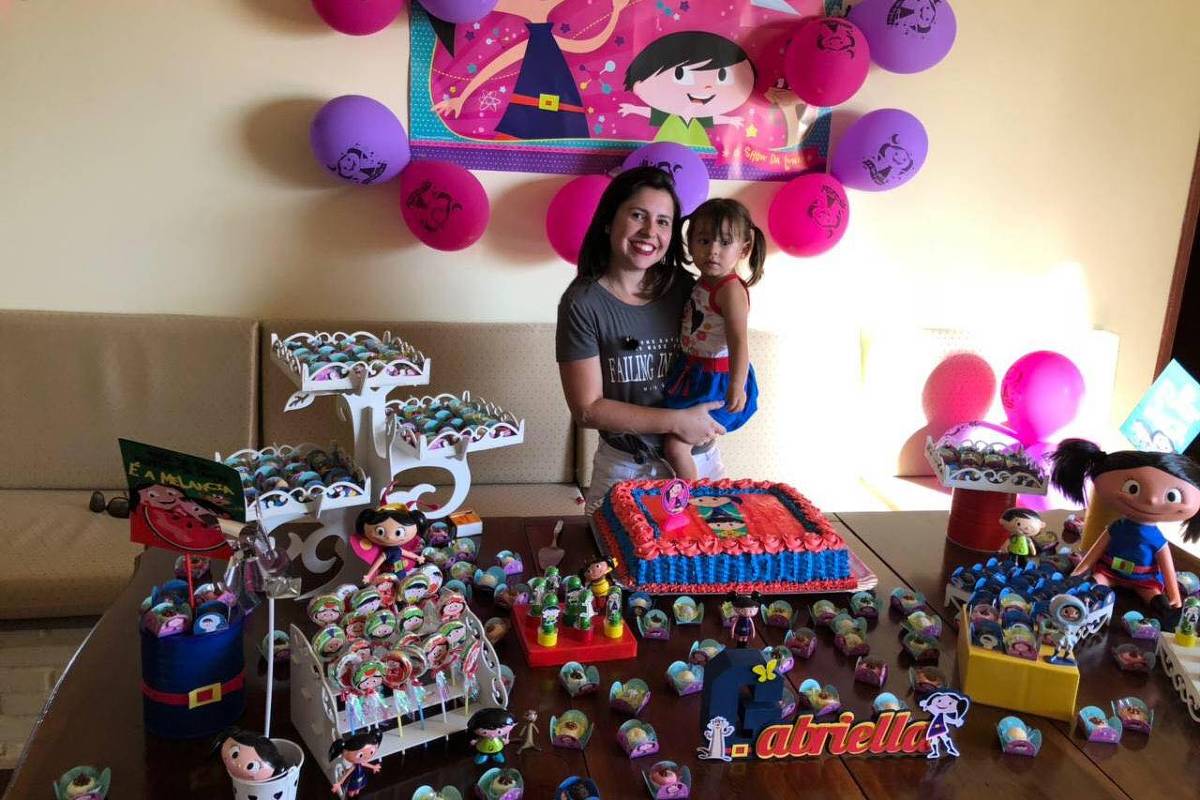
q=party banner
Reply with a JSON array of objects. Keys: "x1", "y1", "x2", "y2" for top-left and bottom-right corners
[{"x1": 409, "y1": 0, "x2": 840, "y2": 180}]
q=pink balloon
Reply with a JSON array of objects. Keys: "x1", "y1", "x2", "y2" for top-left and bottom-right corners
[
  {"x1": 783, "y1": 17, "x2": 871, "y2": 107},
  {"x1": 922, "y1": 353, "x2": 996, "y2": 434},
  {"x1": 1016, "y1": 441, "x2": 1076, "y2": 513},
  {"x1": 1000, "y1": 351, "x2": 1085, "y2": 443},
  {"x1": 546, "y1": 174, "x2": 611, "y2": 265},
  {"x1": 767, "y1": 173, "x2": 849, "y2": 256},
  {"x1": 312, "y1": 0, "x2": 405, "y2": 35},
  {"x1": 399, "y1": 160, "x2": 490, "y2": 251}
]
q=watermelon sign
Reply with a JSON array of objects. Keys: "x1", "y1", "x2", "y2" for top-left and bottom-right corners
[{"x1": 118, "y1": 439, "x2": 245, "y2": 558}]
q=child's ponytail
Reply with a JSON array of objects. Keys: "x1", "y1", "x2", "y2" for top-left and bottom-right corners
[{"x1": 745, "y1": 223, "x2": 767, "y2": 286}]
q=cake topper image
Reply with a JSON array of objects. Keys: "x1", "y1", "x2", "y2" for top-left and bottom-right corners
[
  {"x1": 1051, "y1": 439, "x2": 1200, "y2": 620},
  {"x1": 352, "y1": 490, "x2": 429, "y2": 584},
  {"x1": 918, "y1": 689, "x2": 970, "y2": 759},
  {"x1": 689, "y1": 494, "x2": 747, "y2": 538},
  {"x1": 619, "y1": 31, "x2": 756, "y2": 149},
  {"x1": 661, "y1": 478, "x2": 691, "y2": 531}
]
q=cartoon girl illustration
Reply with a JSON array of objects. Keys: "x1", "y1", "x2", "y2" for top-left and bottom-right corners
[
  {"x1": 862, "y1": 134, "x2": 916, "y2": 186},
  {"x1": 431, "y1": 0, "x2": 629, "y2": 140},
  {"x1": 620, "y1": 31, "x2": 756, "y2": 149},
  {"x1": 689, "y1": 494, "x2": 746, "y2": 536},
  {"x1": 1051, "y1": 439, "x2": 1200, "y2": 618},
  {"x1": 918, "y1": 689, "x2": 970, "y2": 759},
  {"x1": 888, "y1": 0, "x2": 942, "y2": 36},
  {"x1": 808, "y1": 185, "x2": 847, "y2": 237}
]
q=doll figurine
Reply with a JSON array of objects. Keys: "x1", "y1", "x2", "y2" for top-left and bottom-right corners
[
  {"x1": 329, "y1": 729, "x2": 383, "y2": 797},
  {"x1": 1052, "y1": 439, "x2": 1200, "y2": 619},
  {"x1": 218, "y1": 728, "x2": 288, "y2": 783},
  {"x1": 729, "y1": 592, "x2": 759, "y2": 648},
  {"x1": 999, "y1": 508, "x2": 1043, "y2": 567},
  {"x1": 468, "y1": 708, "x2": 518, "y2": 764},
  {"x1": 354, "y1": 503, "x2": 429, "y2": 584},
  {"x1": 581, "y1": 557, "x2": 616, "y2": 599}
]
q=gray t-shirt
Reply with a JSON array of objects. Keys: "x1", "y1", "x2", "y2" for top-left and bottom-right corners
[{"x1": 556, "y1": 274, "x2": 694, "y2": 456}]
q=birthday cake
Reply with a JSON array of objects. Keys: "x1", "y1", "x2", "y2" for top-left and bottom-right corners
[{"x1": 594, "y1": 479, "x2": 855, "y2": 594}]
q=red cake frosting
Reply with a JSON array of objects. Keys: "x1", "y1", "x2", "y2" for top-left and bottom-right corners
[{"x1": 607, "y1": 478, "x2": 845, "y2": 561}]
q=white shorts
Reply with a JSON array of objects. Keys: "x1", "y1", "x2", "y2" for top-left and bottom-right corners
[{"x1": 584, "y1": 439, "x2": 726, "y2": 514}]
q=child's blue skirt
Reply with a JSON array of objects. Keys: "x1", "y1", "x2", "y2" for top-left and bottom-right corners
[{"x1": 662, "y1": 355, "x2": 759, "y2": 432}]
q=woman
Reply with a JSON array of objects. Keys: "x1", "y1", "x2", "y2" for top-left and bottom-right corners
[{"x1": 556, "y1": 166, "x2": 727, "y2": 512}]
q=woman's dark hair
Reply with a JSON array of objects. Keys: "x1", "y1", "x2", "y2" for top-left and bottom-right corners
[
  {"x1": 355, "y1": 505, "x2": 428, "y2": 537},
  {"x1": 685, "y1": 198, "x2": 767, "y2": 286},
  {"x1": 625, "y1": 31, "x2": 757, "y2": 91},
  {"x1": 1051, "y1": 438, "x2": 1200, "y2": 541},
  {"x1": 468, "y1": 707, "x2": 517, "y2": 733},
  {"x1": 574, "y1": 166, "x2": 687, "y2": 301},
  {"x1": 329, "y1": 728, "x2": 383, "y2": 762},
  {"x1": 213, "y1": 728, "x2": 288, "y2": 775}
]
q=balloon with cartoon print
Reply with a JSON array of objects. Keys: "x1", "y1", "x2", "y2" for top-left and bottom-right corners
[
  {"x1": 768, "y1": 173, "x2": 849, "y2": 256},
  {"x1": 310, "y1": 95, "x2": 410, "y2": 185},
  {"x1": 832, "y1": 108, "x2": 929, "y2": 191},
  {"x1": 850, "y1": 0, "x2": 957, "y2": 74},
  {"x1": 784, "y1": 17, "x2": 871, "y2": 106},
  {"x1": 400, "y1": 160, "x2": 490, "y2": 250}
]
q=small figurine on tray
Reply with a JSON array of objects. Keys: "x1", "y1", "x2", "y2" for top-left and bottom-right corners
[
  {"x1": 999, "y1": 508, "x2": 1044, "y2": 567},
  {"x1": 728, "y1": 592, "x2": 760, "y2": 648}
]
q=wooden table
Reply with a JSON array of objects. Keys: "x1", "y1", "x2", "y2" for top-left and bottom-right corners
[{"x1": 6, "y1": 513, "x2": 1199, "y2": 799}]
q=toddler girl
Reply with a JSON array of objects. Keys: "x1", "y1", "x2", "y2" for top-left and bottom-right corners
[{"x1": 662, "y1": 198, "x2": 765, "y2": 479}]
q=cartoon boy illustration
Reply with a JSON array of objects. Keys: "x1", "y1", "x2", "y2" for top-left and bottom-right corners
[{"x1": 620, "y1": 31, "x2": 756, "y2": 149}]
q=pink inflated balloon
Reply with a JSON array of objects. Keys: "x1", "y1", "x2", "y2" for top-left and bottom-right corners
[
  {"x1": 546, "y1": 174, "x2": 611, "y2": 265},
  {"x1": 1000, "y1": 351, "x2": 1085, "y2": 443},
  {"x1": 768, "y1": 173, "x2": 849, "y2": 256},
  {"x1": 312, "y1": 0, "x2": 405, "y2": 35},
  {"x1": 783, "y1": 17, "x2": 871, "y2": 107},
  {"x1": 399, "y1": 160, "x2": 490, "y2": 251},
  {"x1": 922, "y1": 353, "x2": 996, "y2": 435}
]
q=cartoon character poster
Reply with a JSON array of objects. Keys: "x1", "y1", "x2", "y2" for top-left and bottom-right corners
[
  {"x1": 409, "y1": 0, "x2": 840, "y2": 179},
  {"x1": 118, "y1": 439, "x2": 244, "y2": 558}
]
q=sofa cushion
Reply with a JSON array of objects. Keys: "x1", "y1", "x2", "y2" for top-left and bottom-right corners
[
  {"x1": 260, "y1": 320, "x2": 573, "y2": 485},
  {"x1": 0, "y1": 311, "x2": 259, "y2": 489},
  {"x1": 0, "y1": 490, "x2": 142, "y2": 619},
  {"x1": 576, "y1": 329, "x2": 788, "y2": 486}
]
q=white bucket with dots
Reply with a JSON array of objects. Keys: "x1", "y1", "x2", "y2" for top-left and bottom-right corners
[{"x1": 229, "y1": 738, "x2": 304, "y2": 800}]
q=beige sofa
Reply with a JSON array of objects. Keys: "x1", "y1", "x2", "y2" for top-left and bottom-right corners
[{"x1": 1, "y1": 311, "x2": 785, "y2": 619}]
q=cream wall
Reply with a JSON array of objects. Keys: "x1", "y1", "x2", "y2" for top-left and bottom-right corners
[{"x1": 2, "y1": 0, "x2": 1199, "y2": 435}]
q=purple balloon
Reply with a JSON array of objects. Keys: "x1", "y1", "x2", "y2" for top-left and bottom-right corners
[
  {"x1": 831, "y1": 108, "x2": 928, "y2": 192},
  {"x1": 419, "y1": 0, "x2": 499, "y2": 24},
  {"x1": 849, "y1": 0, "x2": 956, "y2": 74},
  {"x1": 620, "y1": 142, "x2": 709, "y2": 215},
  {"x1": 310, "y1": 95, "x2": 410, "y2": 186}
]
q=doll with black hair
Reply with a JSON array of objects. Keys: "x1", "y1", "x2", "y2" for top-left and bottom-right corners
[
  {"x1": 328, "y1": 728, "x2": 383, "y2": 797},
  {"x1": 216, "y1": 727, "x2": 289, "y2": 783},
  {"x1": 998, "y1": 507, "x2": 1044, "y2": 567},
  {"x1": 1051, "y1": 438, "x2": 1200, "y2": 619},
  {"x1": 728, "y1": 591, "x2": 760, "y2": 648},
  {"x1": 354, "y1": 503, "x2": 428, "y2": 584},
  {"x1": 467, "y1": 707, "x2": 518, "y2": 765}
]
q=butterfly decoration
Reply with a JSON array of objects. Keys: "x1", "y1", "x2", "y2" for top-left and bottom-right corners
[{"x1": 753, "y1": 658, "x2": 779, "y2": 683}]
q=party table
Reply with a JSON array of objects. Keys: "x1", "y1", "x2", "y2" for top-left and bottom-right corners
[{"x1": 6, "y1": 512, "x2": 1197, "y2": 799}]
